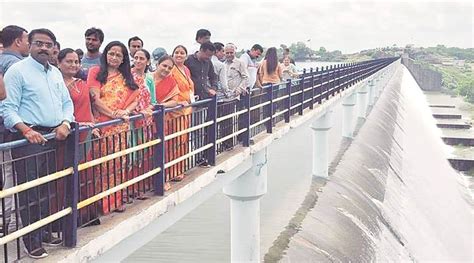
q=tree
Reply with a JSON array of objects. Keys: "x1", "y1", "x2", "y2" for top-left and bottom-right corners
[{"x1": 288, "y1": 41, "x2": 314, "y2": 60}]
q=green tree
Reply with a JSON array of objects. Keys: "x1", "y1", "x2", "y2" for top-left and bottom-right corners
[{"x1": 288, "y1": 41, "x2": 314, "y2": 60}]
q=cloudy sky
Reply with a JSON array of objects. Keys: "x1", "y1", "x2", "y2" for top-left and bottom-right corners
[{"x1": 0, "y1": 0, "x2": 472, "y2": 54}]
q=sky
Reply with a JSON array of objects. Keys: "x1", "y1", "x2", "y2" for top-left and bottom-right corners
[{"x1": 0, "y1": 0, "x2": 472, "y2": 54}]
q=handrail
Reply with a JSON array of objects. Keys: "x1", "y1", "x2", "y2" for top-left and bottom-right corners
[{"x1": 0, "y1": 57, "x2": 399, "y2": 257}]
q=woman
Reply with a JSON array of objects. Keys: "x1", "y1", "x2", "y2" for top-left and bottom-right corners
[
  {"x1": 280, "y1": 56, "x2": 298, "y2": 81},
  {"x1": 257, "y1": 47, "x2": 283, "y2": 86},
  {"x1": 58, "y1": 48, "x2": 101, "y2": 224},
  {"x1": 169, "y1": 45, "x2": 194, "y2": 181},
  {"x1": 129, "y1": 49, "x2": 155, "y2": 197},
  {"x1": 153, "y1": 55, "x2": 188, "y2": 188},
  {"x1": 87, "y1": 41, "x2": 139, "y2": 214}
]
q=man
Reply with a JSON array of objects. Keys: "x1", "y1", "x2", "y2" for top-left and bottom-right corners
[
  {"x1": 48, "y1": 41, "x2": 60, "y2": 67},
  {"x1": 185, "y1": 41, "x2": 217, "y2": 100},
  {"x1": 219, "y1": 44, "x2": 250, "y2": 151},
  {"x1": 224, "y1": 44, "x2": 249, "y2": 100},
  {"x1": 0, "y1": 25, "x2": 29, "y2": 234},
  {"x1": 0, "y1": 74, "x2": 5, "y2": 100},
  {"x1": 150, "y1": 47, "x2": 167, "y2": 72},
  {"x1": 214, "y1": 41, "x2": 225, "y2": 62},
  {"x1": 128, "y1": 36, "x2": 143, "y2": 58},
  {"x1": 2, "y1": 28, "x2": 74, "y2": 259},
  {"x1": 211, "y1": 42, "x2": 229, "y2": 102},
  {"x1": 0, "y1": 25, "x2": 29, "y2": 73},
  {"x1": 75, "y1": 48, "x2": 84, "y2": 61},
  {"x1": 280, "y1": 48, "x2": 295, "y2": 65},
  {"x1": 190, "y1": 28, "x2": 211, "y2": 54},
  {"x1": 81, "y1": 27, "x2": 104, "y2": 70},
  {"x1": 239, "y1": 44, "x2": 263, "y2": 89}
]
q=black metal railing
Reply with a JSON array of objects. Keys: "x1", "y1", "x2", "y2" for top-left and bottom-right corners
[{"x1": 0, "y1": 57, "x2": 397, "y2": 261}]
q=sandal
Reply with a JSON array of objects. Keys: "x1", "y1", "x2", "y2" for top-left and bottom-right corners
[{"x1": 171, "y1": 174, "x2": 185, "y2": 182}]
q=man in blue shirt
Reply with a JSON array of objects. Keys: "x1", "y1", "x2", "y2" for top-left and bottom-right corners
[
  {"x1": 0, "y1": 25, "x2": 29, "y2": 73},
  {"x1": 0, "y1": 25, "x2": 29, "y2": 237},
  {"x1": 2, "y1": 28, "x2": 74, "y2": 259}
]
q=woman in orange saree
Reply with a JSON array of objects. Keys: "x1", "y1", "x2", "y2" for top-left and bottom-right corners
[
  {"x1": 88, "y1": 41, "x2": 139, "y2": 214},
  {"x1": 153, "y1": 55, "x2": 189, "y2": 190},
  {"x1": 170, "y1": 45, "x2": 194, "y2": 180}
]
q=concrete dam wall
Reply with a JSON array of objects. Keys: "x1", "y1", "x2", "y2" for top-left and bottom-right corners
[
  {"x1": 402, "y1": 55, "x2": 442, "y2": 91},
  {"x1": 282, "y1": 65, "x2": 472, "y2": 262}
]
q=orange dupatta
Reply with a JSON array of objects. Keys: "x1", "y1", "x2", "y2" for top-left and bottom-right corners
[{"x1": 155, "y1": 74, "x2": 180, "y2": 104}]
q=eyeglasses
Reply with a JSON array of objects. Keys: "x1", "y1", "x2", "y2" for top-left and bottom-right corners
[
  {"x1": 31, "y1": 40, "x2": 54, "y2": 49},
  {"x1": 107, "y1": 51, "x2": 123, "y2": 59}
]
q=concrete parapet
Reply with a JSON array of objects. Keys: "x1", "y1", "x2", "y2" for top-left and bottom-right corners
[{"x1": 401, "y1": 55, "x2": 442, "y2": 91}]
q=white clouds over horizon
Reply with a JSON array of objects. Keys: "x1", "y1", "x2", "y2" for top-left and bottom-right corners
[{"x1": 0, "y1": 0, "x2": 472, "y2": 54}]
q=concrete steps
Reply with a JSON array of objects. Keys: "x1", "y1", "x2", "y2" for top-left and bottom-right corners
[
  {"x1": 448, "y1": 158, "x2": 474, "y2": 172},
  {"x1": 429, "y1": 104, "x2": 456, "y2": 108},
  {"x1": 433, "y1": 113, "x2": 462, "y2": 119},
  {"x1": 442, "y1": 136, "x2": 474, "y2": 146},
  {"x1": 436, "y1": 119, "x2": 472, "y2": 129}
]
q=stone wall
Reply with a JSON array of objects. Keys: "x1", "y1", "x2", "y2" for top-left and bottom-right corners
[{"x1": 401, "y1": 54, "x2": 442, "y2": 91}]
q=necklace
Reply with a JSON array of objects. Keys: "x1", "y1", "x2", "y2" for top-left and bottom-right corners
[{"x1": 66, "y1": 79, "x2": 80, "y2": 94}]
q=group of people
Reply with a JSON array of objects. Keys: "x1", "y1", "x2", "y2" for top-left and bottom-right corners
[{"x1": 0, "y1": 25, "x2": 299, "y2": 259}]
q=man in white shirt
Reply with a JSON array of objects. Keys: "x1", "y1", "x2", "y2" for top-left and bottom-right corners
[
  {"x1": 239, "y1": 44, "x2": 263, "y2": 89},
  {"x1": 211, "y1": 42, "x2": 229, "y2": 102}
]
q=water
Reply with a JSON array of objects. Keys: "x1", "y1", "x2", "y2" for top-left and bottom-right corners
[
  {"x1": 295, "y1": 61, "x2": 342, "y2": 72},
  {"x1": 283, "y1": 64, "x2": 473, "y2": 261}
]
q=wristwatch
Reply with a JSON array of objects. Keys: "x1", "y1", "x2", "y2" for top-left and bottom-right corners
[{"x1": 62, "y1": 120, "x2": 71, "y2": 130}]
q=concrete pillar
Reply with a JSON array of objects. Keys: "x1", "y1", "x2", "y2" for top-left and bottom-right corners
[
  {"x1": 377, "y1": 75, "x2": 383, "y2": 97},
  {"x1": 368, "y1": 79, "x2": 375, "y2": 106},
  {"x1": 357, "y1": 83, "x2": 369, "y2": 119},
  {"x1": 223, "y1": 148, "x2": 268, "y2": 263},
  {"x1": 311, "y1": 110, "x2": 333, "y2": 178},
  {"x1": 342, "y1": 93, "x2": 356, "y2": 138}
]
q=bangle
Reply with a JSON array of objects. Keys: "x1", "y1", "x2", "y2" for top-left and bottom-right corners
[{"x1": 22, "y1": 127, "x2": 33, "y2": 136}]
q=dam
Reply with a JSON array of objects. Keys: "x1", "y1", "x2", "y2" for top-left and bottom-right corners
[{"x1": 1, "y1": 59, "x2": 472, "y2": 262}]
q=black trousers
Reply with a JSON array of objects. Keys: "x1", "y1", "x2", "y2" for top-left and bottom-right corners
[{"x1": 9, "y1": 131, "x2": 63, "y2": 251}]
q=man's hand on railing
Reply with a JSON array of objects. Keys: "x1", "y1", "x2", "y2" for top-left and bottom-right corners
[
  {"x1": 23, "y1": 129, "x2": 48, "y2": 145},
  {"x1": 54, "y1": 124, "x2": 70, "y2": 141}
]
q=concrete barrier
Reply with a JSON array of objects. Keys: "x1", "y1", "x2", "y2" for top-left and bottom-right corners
[{"x1": 401, "y1": 55, "x2": 442, "y2": 91}]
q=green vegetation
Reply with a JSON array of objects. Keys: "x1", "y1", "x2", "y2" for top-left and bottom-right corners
[{"x1": 406, "y1": 45, "x2": 474, "y2": 103}]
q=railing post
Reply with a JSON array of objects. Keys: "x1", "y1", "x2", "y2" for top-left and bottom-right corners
[
  {"x1": 299, "y1": 69, "x2": 305, "y2": 115},
  {"x1": 207, "y1": 95, "x2": 218, "y2": 165},
  {"x1": 64, "y1": 122, "x2": 79, "y2": 247},
  {"x1": 285, "y1": 80, "x2": 292, "y2": 123},
  {"x1": 153, "y1": 105, "x2": 165, "y2": 196},
  {"x1": 266, "y1": 84, "x2": 274, "y2": 133},
  {"x1": 325, "y1": 66, "x2": 330, "y2": 100},
  {"x1": 241, "y1": 93, "x2": 251, "y2": 147},
  {"x1": 310, "y1": 68, "x2": 315, "y2": 109}
]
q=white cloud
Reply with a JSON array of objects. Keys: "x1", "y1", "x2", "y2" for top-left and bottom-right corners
[{"x1": 0, "y1": 0, "x2": 472, "y2": 54}]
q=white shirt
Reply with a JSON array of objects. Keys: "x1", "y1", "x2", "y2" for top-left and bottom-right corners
[{"x1": 239, "y1": 51, "x2": 259, "y2": 88}]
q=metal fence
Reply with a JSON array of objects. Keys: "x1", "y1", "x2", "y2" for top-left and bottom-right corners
[{"x1": 0, "y1": 57, "x2": 397, "y2": 261}]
